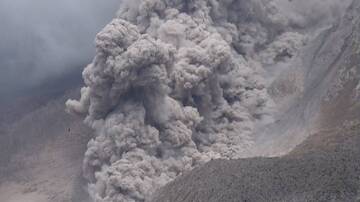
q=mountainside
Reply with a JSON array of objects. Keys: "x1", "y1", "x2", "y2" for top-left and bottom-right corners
[
  {"x1": 0, "y1": 74, "x2": 92, "y2": 202},
  {"x1": 151, "y1": 125, "x2": 360, "y2": 202}
]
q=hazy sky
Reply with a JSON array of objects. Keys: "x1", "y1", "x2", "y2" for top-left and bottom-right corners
[
  {"x1": 0, "y1": 0, "x2": 121, "y2": 94},
  {"x1": 0, "y1": 0, "x2": 351, "y2": 96}
]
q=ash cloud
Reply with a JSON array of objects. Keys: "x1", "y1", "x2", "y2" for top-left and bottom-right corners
[
  {"x1": 66, "y1": 0, "x2": 352, "y2": 201},
  {"x1": 0, "y1": 0, "x2": 121, "y2": 94}
]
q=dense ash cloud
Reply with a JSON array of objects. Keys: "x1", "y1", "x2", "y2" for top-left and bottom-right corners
[
  {"x1": 0, "y1": 0, "x2": 120, "y2": 94},
  {"x1": 67, "y1": 1, "x2": 275, "y2": 201},
  {"x1": 67, "y1": 0, "x2": 352, "y2": 201}
]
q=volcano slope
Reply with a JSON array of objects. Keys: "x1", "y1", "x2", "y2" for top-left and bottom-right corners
[
  {"x1": 0, "y1": 71, "x2": 92, "y2": 202},
  {"x1": 150, "y1": 1, "x2": 360, "y2": 202},
  {"x1": 151, "y1": 123, "x2": 360, "y2": 202}
]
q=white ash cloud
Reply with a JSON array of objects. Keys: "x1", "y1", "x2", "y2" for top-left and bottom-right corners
[{"x1": 66, "y1": 0, "x2": 351, "y2": 201}]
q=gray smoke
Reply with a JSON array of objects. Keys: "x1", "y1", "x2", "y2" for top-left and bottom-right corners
[
  {"x1": 66, "y1": 0, "x2": 351, "y2": 201},
  {"x1": 0, "y1": 0, "x2": 121, "y2": 94}
]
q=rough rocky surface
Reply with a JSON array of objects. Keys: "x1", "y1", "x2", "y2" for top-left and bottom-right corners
[{"x1": 151, "y1": 123, "x2": 360, "y2": 202}]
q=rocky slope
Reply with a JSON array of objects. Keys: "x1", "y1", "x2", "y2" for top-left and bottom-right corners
[{"x1": 151, "y1": 124, "x2": 360, "y2": 202}]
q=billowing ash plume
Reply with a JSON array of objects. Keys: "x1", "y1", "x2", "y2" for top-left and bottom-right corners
[{"x1": 66, "y1": 0, "x2": 347, "y2": 201}]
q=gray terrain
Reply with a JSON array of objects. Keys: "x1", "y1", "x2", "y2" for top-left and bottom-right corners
[
  {"x1": 0, "y1": 72, "x2": 92, "y2": 202},
  {"x1": 151, "y1": 125, "x2": 360, "y2": 202}
]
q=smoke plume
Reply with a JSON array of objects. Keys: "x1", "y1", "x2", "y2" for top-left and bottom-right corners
[{"x1": 67, "y1": 0, "x2": 351, "y2": 201}]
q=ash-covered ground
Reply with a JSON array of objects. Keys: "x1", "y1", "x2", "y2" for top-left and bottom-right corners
[
  {"x1": 0, "y1": 72, "x2": 92, "y2": 202},
  {"x1": 151, "y1": 123, "x2": 360, "y2": 202}
]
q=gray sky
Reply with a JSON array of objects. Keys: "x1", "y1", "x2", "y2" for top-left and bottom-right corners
[{"x1": 0, "y1": 0, "x2": 121, "y2": 94}]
